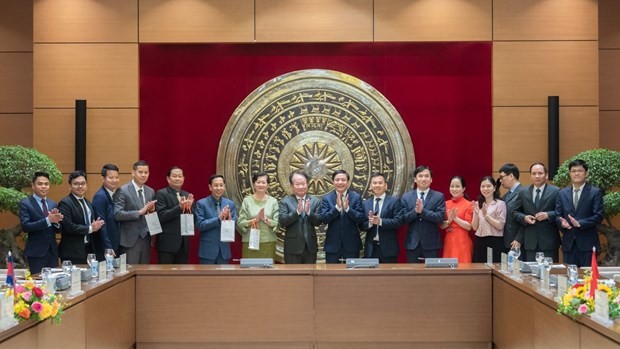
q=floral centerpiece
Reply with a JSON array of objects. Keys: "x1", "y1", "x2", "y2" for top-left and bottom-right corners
[
  {"x1": 557, "y1": 273, "x2": 620, "y2": 319},
  {"x1": 7, "y1": 276, "x2": 64, "y2": 324}
]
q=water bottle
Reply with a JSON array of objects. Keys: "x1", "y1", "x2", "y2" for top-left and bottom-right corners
[
  {"x1": 105, "y1": 249, "x2": 114, "y2": 272},
  {"x1": 567, "y1": 264, "x2": 578, "y2": 284},
  {"x1": 507, "y1": 250, "x2": 515, "y2": 271}
]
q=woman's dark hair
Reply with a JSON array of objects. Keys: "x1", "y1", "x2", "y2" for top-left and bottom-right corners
[
  {"x1": 449, "y1": 175, "x2": 470, "y2": 200},
  {"x1": 477, "y1": 176, "x2": 499, "y2": 208}
]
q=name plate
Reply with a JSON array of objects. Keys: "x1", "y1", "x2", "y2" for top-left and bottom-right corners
[
  {"x1": 0, "y1": 291, "x2": 17, "y2": 330},
  {"x1": 68, "y1": 268, "x2": 84, "y2": 298},
  {"x1": 556, "y1": 275, "x2": 568, "y2": 302},
  {"x1": 541, "y1": 268, "x2": 550, "y2": 293},
  {"x1": 592, "y1": 289, "x2": 613, "y2": 327},
  {"x1": 98, "y1": 260, "x2": 107, "y2": 281},
  {"x1": 485, "y1": 247, "x2": 494, "y2": 267},
  {"x1": 119, "y1": 253, "x2": 127, "y2": 274},
  {"x1": 500, "y1": 253, "x2": 507, "y2": 272}
]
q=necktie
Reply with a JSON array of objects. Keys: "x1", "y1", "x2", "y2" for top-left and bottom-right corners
[
  {"x1": 374, "y1": 197, "x2": 381, "y2": 215},
  {"x1": 138, "y1": 188, "x2": 145, "y2": 207},
  {"x1": 300, "y1": 197, "x2": 306, "y2": 217},
  {"x1": 534, "y1": 188, "x2": 541, "y2": 210},
  {"x1": 420, "y1": 192, "x2": 425, "y2": 203},
  {"x1": 41, "y1": 198, "x2": 49, "y2": 216},
  {"x1": 215, "y1": 201, "x2": 221, "y2": 214},
  {"x1": 78, "y1": 198, "x2": 90, "y2": 244},
  {"x1": 573, "y1": 188, "x2": 580, "y2": 210}
]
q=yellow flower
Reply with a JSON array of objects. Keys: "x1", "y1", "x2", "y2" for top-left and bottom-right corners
[
  {"x1": 598, "y1": 284, "x2": 613, "y2": 298},
  {"x1": 51, "y1": 301, "x2": 59, "y2": 317},
  {"x1": 574, "y1": 286, "x2": 587, "y2": 298},
  {"x1": 39, "y1": 303, "x2": 52, "y2": 319},
  {"x1": 23, "y1": 280, "x2": 35, "y2": 290},
  {"x1": 563, "y1": 293, "x2": 573, "y2": 306}
]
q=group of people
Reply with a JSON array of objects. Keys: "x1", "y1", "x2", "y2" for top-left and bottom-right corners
[{"x1": 18, "y1": 158, "x2": 603, "y2": 274}]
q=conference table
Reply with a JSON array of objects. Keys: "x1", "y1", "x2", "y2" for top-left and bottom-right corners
[{"x1": 0, "y1": 264, "x2": 618, "y2": 348}]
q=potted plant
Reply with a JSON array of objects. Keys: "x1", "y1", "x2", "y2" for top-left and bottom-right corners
[{"x1": 0, "y1": 145, "x2": 62, "y2": 268}]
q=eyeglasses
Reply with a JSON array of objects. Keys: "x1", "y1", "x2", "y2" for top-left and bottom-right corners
[{"x1": 71, "y1": 182, "x2": 87, "y2": 187}]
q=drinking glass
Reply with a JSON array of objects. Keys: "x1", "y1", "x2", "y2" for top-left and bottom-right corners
[
  {"x1": 41, "y1": 267, "x2": 55, "y2": 293},
  {"x1": 511, "y1": 247, "x2": 521, "y2": 261},
  {"x1": 105, "y1": 249, "x2": 115, "y2": 272},
  {"x1": 87, "y1": 253, "x2": 98, "y2": 282},
  {"x1": 535, "y1": 252, "x2": 544, "y2": 265},
  {"x1": 62, "y1": 260, "x2": 73, "y2": 276},
  {"x1": 567, "y1": 264, "x2": 578, "y2": 284},
  {"x1": 543, "y1": 257, "x2": 553, "y2": 272}
]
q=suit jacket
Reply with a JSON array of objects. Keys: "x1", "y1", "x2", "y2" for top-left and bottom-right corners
[
  {"x1": 19, "y1": 195, "x2": 59, "y2": 258},
  {"x1": 58, "y1": 194, "x2": 98, "y2": 260},
  {"x1": 502, "y1": 184, "x2": 523, "y2": 248},
  {"x1": 512, "y1": 184, "x2": 560, "y2": 252},
  {"x1": 401, "y1": 189, "x2": 445, "y2": 250},
  {"x1": 360, "y1": 195, "x2": 404, "y2": 258},
  {"x1": 91, "y1": 186, "x2": 118, "y2": 258},
  {"x1": 555, "y1": 183, "x2": 604, "y2": 252},
  {"x1": 318, "y1": 190, "x2": 365, "y2": 254},
  {"x1": 278, "y1": 194, "x2": 321, "y2": 255},
  {"x1": 114, "y1": 181, "x2": 156, "y2": 248},
  {"x1": 155, "y1": 186, "x2": 192, "y2": 254},
  {"x1": 194, "y1": 196, "x2": 237, "y2": 261}
]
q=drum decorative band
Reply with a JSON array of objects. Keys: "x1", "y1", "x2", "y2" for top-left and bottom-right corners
[{"x1": 218, "y1": 69, "x2": 415, "y2": 204}]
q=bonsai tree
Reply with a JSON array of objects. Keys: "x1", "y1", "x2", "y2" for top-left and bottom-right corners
[
  {"x1": 553, "y1": 148, "x2": 620, "y2": 266},
  {"x1": 0, "y1": 145, "x2": 62, "y2": 268}
]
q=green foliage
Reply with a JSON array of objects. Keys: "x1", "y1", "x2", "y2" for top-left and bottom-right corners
[
  {"x1": 0, "y1": 187, "x2": 27, "y2": 216},
  {"x1": 0, "y1": 145, "x2": 62, "y2": 215},
  {"x1": 553, "y1": 148, "x2": 620, "y2": 221},
  {"x1": 0, "y1": 145, "x2": 62, "y2": 190}
]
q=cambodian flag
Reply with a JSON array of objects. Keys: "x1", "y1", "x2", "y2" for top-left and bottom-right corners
[{"x1": 5, "y1": 251, "x2": 14, "y2": 288}]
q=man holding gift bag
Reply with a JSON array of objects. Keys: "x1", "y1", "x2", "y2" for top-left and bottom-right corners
[
  {"x1": 114, "y1": 160, "x2": 157, "y2": 264},
  {"x1": 195, "y1": 174, "x2": 237, "y2": 264},
  {"x1": 155, "y1": 166, "x2": 194, "y2": 264}
]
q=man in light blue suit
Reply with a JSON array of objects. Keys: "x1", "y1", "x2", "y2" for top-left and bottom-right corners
[
  {"x1": 318, "y1": 169, "x2": 365, "y2": 263},
  {"x1": 401, "y1": 165, "x2": 446, "y2": 263},
  {"x1": 194, "y1": 174, "x2": 237, "y2": 264}
]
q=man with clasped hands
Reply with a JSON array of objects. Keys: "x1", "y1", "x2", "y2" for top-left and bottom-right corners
[
  {"x1": 194, "y1": 174, "x2": 237, "y2": 264},
  {"x1": 19, "y1": 171, "x2": 64, "y2": 274},
  {"x1": 279, "y1": 171, "x2": 321, "y2": 264},
  {"x1": 318, "y1": 169, "x2": 365, "y2": 263}
]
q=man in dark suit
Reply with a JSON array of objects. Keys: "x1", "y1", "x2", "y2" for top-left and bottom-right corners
[
  {"x1": 512, "y1": 163, "x2": 561, "y2": 262},
  {"x1": 91, "y1": 163, "x2": 120, "y2": 260},
  {"x1": 279, "y1": 171, "x2": 321, "y2": 264},
  {"x1": 19, "y1": 171, "x2": 63, "y2": 274},
  {"x1": 58, "y1": 171, "x2": 105, "y2": 264},
  {"x1": 402, "y1": 165, "x2": 445, "y2": 263},
  {"x1": 498, "y1": 163, "x2": 523, "y2": 256},
  {"x1": 318, "y1": 169, "x2": 365, "y2": 263},
  {"x1": 194, "y1": 174, "x2": 237, "y2": 264},
  {"x1": 155, "y1": 166, "x2": 194, "y2": 264},
  {"x1": 360, "y1": 172, "x2": 404, "y2": 263},
  {"x1": 555, "y1": 159, "x2": 604, "y2": 267},
  {"x1": 114, "y1": 160, "x2": 157, "y2": 264}
]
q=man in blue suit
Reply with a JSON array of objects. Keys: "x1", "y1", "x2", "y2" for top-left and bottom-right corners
[
  {"x1": 194, "y1": 174, "x2": 237, "y2": 264},
  {"x1": 318, "y1": 169, "x2": 365, "y2": 263},
  {"x1": 91, "y1": 163, "x2": 120, "y2": 260},
  {"x1": 19, "y1": 172, "x2": 63, "y2": 274},
  {"x1": 555, "y1": 159, "x2": 604, "y2": 267},
  {"x1": 401, "y1": 165, "x2": 446, "y2": 263},
  {"x1": 360, "y1": 172, "x2": 404, "y2": 263}
]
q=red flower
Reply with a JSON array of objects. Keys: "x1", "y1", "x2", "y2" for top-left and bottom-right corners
[{"x1": 33, "y1": 287, "x2": 44, "y2": 298}]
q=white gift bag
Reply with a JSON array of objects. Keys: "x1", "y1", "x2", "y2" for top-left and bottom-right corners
[
  {"x1": 180, "y1": 213, "x2": 195, "y2": 236},
  {"x1": 145, "y1": 211, "x2": 163, "y2": 235},
  {"x1": 248, "y1": 228, "x2": 260, "y2": 250},
  {"x1": 220, "y1": 219, "x2": 235, "y2": 242}
]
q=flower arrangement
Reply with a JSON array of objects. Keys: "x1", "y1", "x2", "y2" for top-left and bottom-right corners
[
  {"x1": 7, "y1": 276, "x2": 64, "y2": 324},
  {"x1": 557, "y1": 273, "x2": 620, "y2": 319}
]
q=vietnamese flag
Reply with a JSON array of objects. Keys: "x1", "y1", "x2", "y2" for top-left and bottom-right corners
[{"x1": 588, "y1": 247, "x2": 599, "y2": 299}]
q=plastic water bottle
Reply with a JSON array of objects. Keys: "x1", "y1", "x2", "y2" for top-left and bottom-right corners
[
  {"x1": 507, "y1": 250, "x2": 515, "y2": 271},
  {"x1": 105, "y1": 249, "x2": 114, "y2": 272}
]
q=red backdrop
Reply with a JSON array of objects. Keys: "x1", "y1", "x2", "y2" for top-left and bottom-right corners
[{"x1": 139, "y1": 42, "x2": 492, "y2": 263}]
